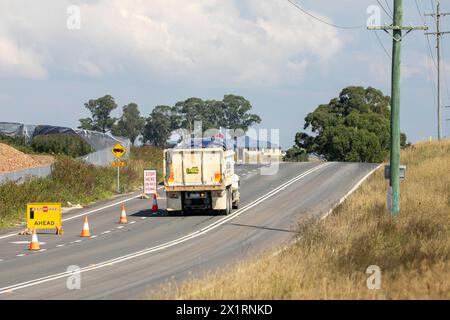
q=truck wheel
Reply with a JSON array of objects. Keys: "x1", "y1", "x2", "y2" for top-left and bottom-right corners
[{"x1": 226, "y1": 189, "x2": 232, "y2": 215}]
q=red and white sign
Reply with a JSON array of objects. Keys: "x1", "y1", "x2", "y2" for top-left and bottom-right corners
[{"x1": 144, "y1": 169, "x2": 157, "y2": 195}]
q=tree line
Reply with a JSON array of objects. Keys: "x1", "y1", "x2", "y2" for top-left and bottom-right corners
[
  {"x1": 78, "y1": 95, "x2": 261, "y2": 147},
  {"x1": 284, "y1": 86, "x2": 408, "y2": 163}
]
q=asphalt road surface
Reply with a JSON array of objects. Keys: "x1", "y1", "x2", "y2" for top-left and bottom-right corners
[{"x1": 0, "y1": 162, "x2": 379, "y2": 299}]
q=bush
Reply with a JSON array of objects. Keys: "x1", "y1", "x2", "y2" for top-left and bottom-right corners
[
  {"x1": 0, "y1": 133, "x2": 34, "y2": 154},
  {"x1": 0, "y1": 147, "x2": 165, "y2": 229},
  {"x1": 31, "y1": 134, "x2": 92, "y2": 157}
]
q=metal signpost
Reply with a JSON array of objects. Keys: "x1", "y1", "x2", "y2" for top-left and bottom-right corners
[{"x1": 112, "y1": 143, "x2": 127, "y2": 193}]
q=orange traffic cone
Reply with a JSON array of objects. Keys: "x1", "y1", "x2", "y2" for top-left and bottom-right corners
[
  {"x1": 29, "y1": 228, "x2": 40, "y2": 251},
  {"x1": 119, "y1": 204, "x2": 128, "y2": 224},
  {"x1": 80, "y1": 216, "x2": 91, "y2": 237},
  {"x1": 152, "y1": 193, "x2": 159, "y2": 212}
]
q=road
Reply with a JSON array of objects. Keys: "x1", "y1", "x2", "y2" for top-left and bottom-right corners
[{"x1": 0, "y1": 162, "x2": 379, "y2": 299}]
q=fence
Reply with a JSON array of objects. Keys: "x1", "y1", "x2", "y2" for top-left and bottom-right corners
[{"x1": 0, "y1": 122, "x2": 131, "y2": 184}]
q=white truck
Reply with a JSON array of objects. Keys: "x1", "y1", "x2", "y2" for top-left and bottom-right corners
[{"x1": 163, "y1": 146, "x2": 240, "y2": 215}]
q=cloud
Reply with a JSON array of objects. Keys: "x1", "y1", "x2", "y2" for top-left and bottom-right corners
[
  {"x1": 0, "y1": 35, "x2": 48, "y2": 79},
  {"x1": 0, "y1": 0, "x2": 344, "y2": 85}
]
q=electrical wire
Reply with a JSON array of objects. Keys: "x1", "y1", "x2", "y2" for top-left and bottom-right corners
[
  {"x1": 376, "y1": 0, "x2": 393, "y2": 20},
  {"x1": 285, "y1": 0, "x2": 363, "y2": 30},
  {"x1": 440, "y1": 37, "x2": 450, "y2": 100},
  {"x1": 374, "y1": 31, "x2": 391, "y2": 60}
]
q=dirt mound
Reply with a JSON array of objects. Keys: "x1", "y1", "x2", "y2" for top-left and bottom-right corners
[{"x1": 0, "y1": 143, "x2": 54, "y2": 173}]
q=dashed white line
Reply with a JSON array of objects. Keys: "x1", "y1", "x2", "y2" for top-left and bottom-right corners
[
  {"x1": 117, "y1": 226, "x2": 124, "y2": 229},
  {"x1": 101, "y1": 231, "x2": 111, "y2": 234},
  {"x1": 130, "y1": 221, "x2": 136, "y2": 224},
  {"x1": 90, "y1": 235, "x2": 97, "y2": 239},
  {"x1": 0, "y1": 163, "x2": 328, "y2": 295},
  {"x1": 16, "y1": 254, "x2": 25, "y2": 257},
  {"x1": 56, "y1": 244, "x2": 65, "y2": 247}
]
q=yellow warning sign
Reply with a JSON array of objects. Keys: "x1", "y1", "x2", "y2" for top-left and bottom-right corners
[
  {"x1": 112, "y1": 160, "x2": 125, "y2": 167},
  {"x1": 112, "y1": 143, "x2": 126, "y2": 159},
  {"x1": 27, "y1": 203, "x2": 62, "y2": 230}
]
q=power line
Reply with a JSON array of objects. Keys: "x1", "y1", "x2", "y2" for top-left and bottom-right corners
[
  {"x1": 384, "y1": 0, "x2": 393, "y2": 16},
  {"x1": 374, "y1": 31, "x2": 391, "y2": 59},
  {"x1": 285, "y1": 0, "x2": 363, "y2": 30},
  {"x1": 425, "y1": 0, "x2": 450, "y2": 140},
  {"x1": 415, "y1": 0, "x2": 426, "y2": 23},
  {"x1": 440, "y1": 36, "x2": 450, "y2": 100},
  {"x1": 377, "y1": 0, "x2": 393, "y2": 20}
]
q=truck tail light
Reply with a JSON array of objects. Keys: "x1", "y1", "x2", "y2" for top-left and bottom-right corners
[
  {"x1": 214, "y1": 173, "x2": 221, "y2": 182},
  {"x1": 168, "y1": 172, "x2": 174, "y2": 183}
]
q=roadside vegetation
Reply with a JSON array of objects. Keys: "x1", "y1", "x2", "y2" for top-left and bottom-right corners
[
  {"x1": 0, "y1": 146, "x2": 163, "y2": 229},
  {"x1": 284, "y1": 86, "x2": 408, "y2": 163},
  {"x1": 156, "y1": 139, "x2": 450, "y2": 299}
]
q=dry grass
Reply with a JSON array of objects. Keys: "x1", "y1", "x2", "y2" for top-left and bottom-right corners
[{"x1": 155, "y1": 140, "x2": 450, "y2": 300}]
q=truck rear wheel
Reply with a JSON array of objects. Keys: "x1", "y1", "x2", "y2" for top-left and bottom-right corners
[
  {"x1": 226, "y1": 188, "x2": 232, "y2": 215},
  {"x1": 220, "y1": 188, "x2": 232, "y2": 216}
]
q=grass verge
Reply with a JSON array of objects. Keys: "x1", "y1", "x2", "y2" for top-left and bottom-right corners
[
  {"x1": 0, "y1": 146, "x2": 163, "y2": 229},
  {"x1": 154, "y1": 140, "x2": 450, "y2": 299}
]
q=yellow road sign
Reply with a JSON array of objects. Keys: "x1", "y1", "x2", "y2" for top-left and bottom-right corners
[
  {"x1": 112, "y1": 160, "x2": 125, "y2": 167},
  {"x1": 112, "y1": 143, "x2": 126, "y2": 159},
  {"x1": 27, "y1": 203, "x2": 62, "y2": 230}
]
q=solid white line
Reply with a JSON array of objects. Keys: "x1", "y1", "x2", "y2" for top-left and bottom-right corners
[
  {"x1": 320, "y1": 164, "x2": 382, "y2": 220},
  {"x1": 0, "y1": 164, "x2": 328, "y2": 295},
  {"x1": 0, "y1": 193, "x2": 142, "y2": 240},
  {"x1": 273, "y1": 164, "x2": 382, "y2": 258}
]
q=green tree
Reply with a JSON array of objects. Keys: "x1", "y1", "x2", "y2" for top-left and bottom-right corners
[
  {"x1": 283, "y1": 146, "x2": 309, "y2": 162},
  {"x1": 78, "y1": 95, "x2": 117, "y2": 133},
  {"x1": 292, "y1": 86, "x2": 407, "y2": 163},
  {"x1": 112, "y1": 103, "x2": 145, "y2": 145},
  {"x1": 143, "y1": 106, "x2": 180, "y2": 147}
]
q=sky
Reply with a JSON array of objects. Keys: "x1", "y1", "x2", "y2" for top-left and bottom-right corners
[{"x1": 0, "y1": 0, "x2": 449, "y2": 149}]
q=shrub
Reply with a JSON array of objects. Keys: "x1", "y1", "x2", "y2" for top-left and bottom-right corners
[{"x1": 31, "y1": 134, "x2": 92, "y2": 157}]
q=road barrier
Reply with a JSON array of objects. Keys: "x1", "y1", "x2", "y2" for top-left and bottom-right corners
[
  {"x1": 119, "y1": 204, "x2": 128, "y2": 224},
  {"x1": 29, "y1": 229, "x2": 40, "y2": 251},
  {"x1": 80, "y1": 216, "x2": 91, "y2": 237},
  {"x1": 152, "y1": 193, "x2": 159, "y2": 212}
]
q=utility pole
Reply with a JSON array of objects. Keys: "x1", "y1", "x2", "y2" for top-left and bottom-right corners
[
  {"x1": 425, "y1": 1, "x2": 450, "y2": 141},
  {"x1": 368, "y1": 0, "x2": 428, "y2": 217}
]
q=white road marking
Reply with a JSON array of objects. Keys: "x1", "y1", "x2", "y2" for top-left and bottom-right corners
[
  {"x1": 273, "y1": 164, "x2": 383, "y2": 257},
  {"x1": 56, "y1": 244, "x2": 65, "y2": 247},
  {"x1": 130, "y1": 221, "x2": 136, "y2": 224},
  {"x1": 321, "y1": 164, "x2": 382, "y2": 220},
  {"x1": 0, "y1": 193, "x2": 142, "y2": 240},
  {"x1": 0, "y1": 163, "x2": 328, "y2": 295},
  {"x1": 38, "y1": 249, "x2": 47, "y2": 252},
  {"x1": 90, "y1": 235, "x2": 97, "y2": 239},
  {"x1": 117, "y1": 226, "x2": 124, "y2": 229},
  {"x1": 141, "y1": 217, "x2": 147, "y2": 220},
  {"x1": 101, "y1": 231, "x2": 111, "y2": 234},
  {"x1": 10, "y1": 241, "x2": 46, "y2": 245},
  {"x1": 16, "y1": 254, "x2": 25, "y2": 257}
]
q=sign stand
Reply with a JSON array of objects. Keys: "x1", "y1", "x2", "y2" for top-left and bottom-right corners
[{"x1": 111, "y1": 143, "x2": 127, "y2": 194}]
